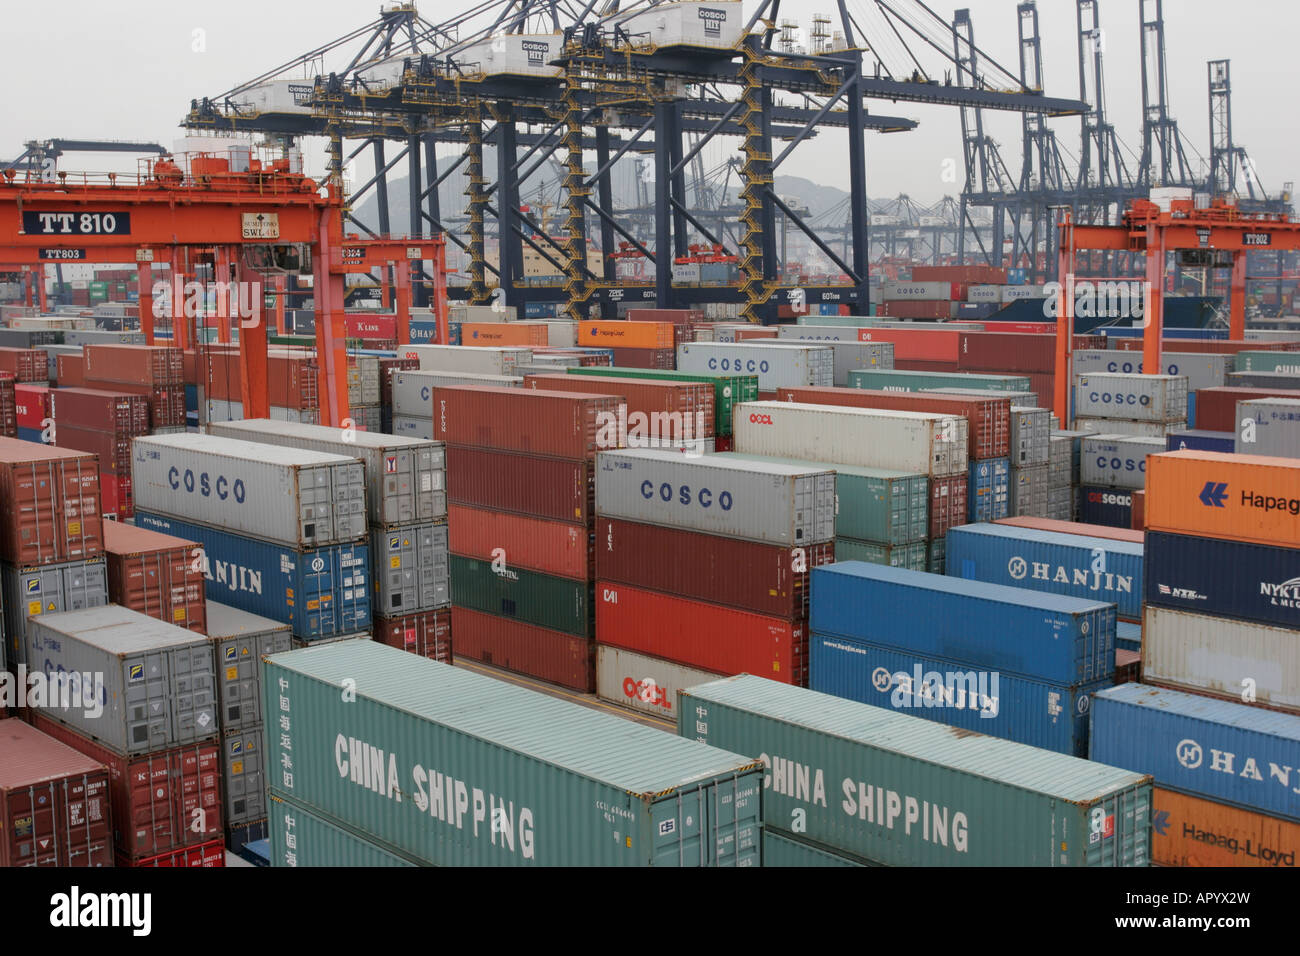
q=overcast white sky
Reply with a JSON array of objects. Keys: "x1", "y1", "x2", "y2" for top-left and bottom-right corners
[{"x1": 2, "y1": 0, "x2": 1294, "y2": 205}]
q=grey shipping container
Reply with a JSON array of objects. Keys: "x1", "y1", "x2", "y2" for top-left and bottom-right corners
[
  {"x1": 391, "y1": 370, "x2": 522, "y2": 418},
  {"x1": 676, "y1": 342, "x2": 834, "y2": 391},
  {"x1": 206, "y1": 418, "x2": 447, "y2": 525},
  {"x1": 207, "y1": 600, "x2": 292, "y2": 734},
  {"x1": 747, "y1": 338, "x2": 894, "y2": 386},
  {"x1": 222, "y1": 724, "x2": 267, "y2": 825},
  {"x1": 133, "y1": 432, "x2": 367, "y2": 549},
  {"x1": 1072, "y1": 417, "x2": 1183, "y2": 439},
  {"x1": 371, "y1": 521, "x2": 449, "y2": 615},
  {"x1": 63, "y1": 329, "x2": 148, "y2": 347},
  {"x1": 1071, "y1": 351, "x2": 1228, "y2": 393},
  {"x1": 1236, "y1": 398, "x2": 1300, "y2": 458},
  {"x1": 928, "y1": 387, "x2": 1041, "y2": 410},
  {"x1": 1010, "y1": 464, "x2": 1050, "y2": 517},
  {"x1": 264, "y1": 640, "x2": 764, "y2": 866},
  {"x1": 594, "y1": 447, "x2": 836, "y2": 546},
  {"x1": 24, "y1": 605, "x2": 217, "y2": 756},
  {"x1": 678, "y1": 675, "x2": 1152, "y2": 867},
  {"x1": 2, "y1": 557, "x2": 109, "y2": 668},
  {"x1": 392, "y1": 415, "x2": 433, "y2": 440},
  {"x1": 269, "y1": 794, "x2": 416, "y2": 867},
  {"x1": 202, "y1": 399, "x2": 319, "y2": 426},
  {"x1": 405, "y1": 345, "x2": 532, "y2": 376},
  {"x1": 1010, "y1": 407, "x2": 1052, "y2": 466},
  {"x1": 1073, "y1": 373, "x2": 1189, "y2": 423},
  {"x1": 1081, "y1": 435, "x2": 1165, "y2": 490}
]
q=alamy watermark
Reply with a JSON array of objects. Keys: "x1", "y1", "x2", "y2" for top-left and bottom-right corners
[
  {"x1": 1043, "y1": 276, "x2": 1152, "y2": 325},
  {"x1": 151, "y1": 276, "x2": 262, "y2": 327},
  {"x1": 870, "y1": 663, "x2": 1001, "y2": 718},
  {"x1": 596, "y1": 404, "x2": 710, "y2": 458},
  {"x1": 1, "y1": 665, "x2": 105, "y2": 719}
]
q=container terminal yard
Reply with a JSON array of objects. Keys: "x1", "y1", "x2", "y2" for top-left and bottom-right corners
[{"x1": 0, "y1": 0, "x2": 1297, "y2": 921}]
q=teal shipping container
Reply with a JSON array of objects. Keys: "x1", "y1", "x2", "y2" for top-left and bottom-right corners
[
  {"x1": 848, "y1": 369, "x2": 1031, "y2": 393},
  {"x1": 269, "y1": 795, "x2": 417, "y2": 867},
  {"x1": 450, "y1": 554, "x2": 592, "y2": 638},
  {"x1": 833, "y1": 538, "x2": 928, "y2": 570},
  {"x1": 264, "y1": 641, "x2": 764, "y2": 865},
  {"x1": 762, "y1": 828, "x2": 871, "y2": 867},
  {"x1": 679, "y1": 676, "x2": 1152, "y2": 866}
]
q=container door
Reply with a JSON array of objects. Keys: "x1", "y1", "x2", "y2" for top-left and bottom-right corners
[
  {"x1": 122, "y1": 650, "x2": 171, "y2": 753},
  {"x1": 5, "y1": 783, "x2": 61, "y2": 865},
  {"x1": 62, "y1": 773, "x2": 111, "y2": 868}
]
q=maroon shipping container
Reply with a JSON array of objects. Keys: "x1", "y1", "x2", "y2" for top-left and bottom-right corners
[
  {"x1": 524, "y1": 373, "x2": 716, "y2": 439},
  {"x1": 930, "y1": 474, "x2": 968, "y2": 538},
  {"x1": 626, "y1": 308, "x2": 704, "y2": 325},
  {"x1": 1111, "y1": 339, "x2": 1300, "y2": 355},
  {"x1": 449, "y1": 504, "x2": 592, "y2": 580},
  {"x1": 433, "y1": 385, "x2": 620, "y2": 461},
  {"x1": 609, "y1": 347, "x2": 675, "y2": 370},
  {"x1": 1131, "y1": 489, "x2": 1146, "y2": 531},
  {"x1": 778, "y1": 385, "x2": 1011, "y2": 460},
  {"x1": 958, "y1": 333, "x2": 1056, "y2": 372},
  {"x1": 878, "y1": 301, "x2": 952, "y2": 320},
  {"x1": 0, "y1": 719, "x2": 112, "y2": 867},
  {"x1": 452, "y1": 606, "x2": 595, "y2": 692},
  {"x1": 83, "y1": 344, "x2": 183, "y2": 386},
  {"x1": 911, "y1": 265, "x2": 1007, "y2": 285},
  {"x1": 596, "y1": 517, "x2": 834, "y2": 619},
  {"x1": 374, "y1": 608, "x2": 453, "y2": 663},
  {"x1": 0, "y1": 372, "x2": 15, "y2": 437},
  {"x1": 103, "y1": 521, "x2": 207, "y2": 634},
  {"x1": 201, "y1": 350, "x2": 318, "y2": 409},
  {"x1": 31, "y1": 713, "x2": 221, "y2": 863},
  {"x1": 1026, "y1": 374, "x2": 1055, "y2": 410},
  {"x1": 1195, "y1": 386, "x2": 1300, "y2": 431},
  {"x1": 57, "y1": 353, "x2": 85, "y2": 388},
  {"x1": 536, "y1": 349, "x2": 612, "y2": 368},
  {"x1": 82, "y1": 379, "x2": 186, "y2": 429},
  {"x1": 0, "y1": 347, "x2": 48, "y2": 383},
  {"x1": 50, "y1": 388, "x2": 151, "y2": 434},
  {"x1": 0, "y1": 437, "x2": 102, "y2": 565},
  {"x1": 54, "y1": 424, "x2": 132, "y2": 475},
  {"x1": 378, "y1": 357, "x2": 419, "y2": 407},
  {"x1": 101, "y1": 471, "x2": 133, "y2": 521},
  {"x1": 1115, "y1": 649, "x2": 1142, "y2": 686},
  {"x1": 446, "y1": 445, "x2": 594, "y2": 523}
]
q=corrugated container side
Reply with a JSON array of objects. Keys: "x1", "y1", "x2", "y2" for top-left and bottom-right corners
[
  {"x1": 0, "y1": 437, "x2": 103, "y2": 566},
  {"x1": 447, "y1": 446, "x2": 594, "y2": 524},
  {"x1": 103, "y1": 520, "x2": 207, "y2": 634},
  {"x1": 206, "y1": 601, "x2": 292, "y2": 733},
  {"x1": 373, "y1": 608, "x2": 452, "y2": 663},
  {"x1": 761, "y1": 828, "x2": 870, "y2": 867},
  {"x1": 594, "y1": 645, "x2": 723, "y2": 721},
  {"x1": 1145, "y1": 450, "x2": 1300, "y2": 548},
  {"x1": 1152, "y1": 787, "x2": 1300, "y2": 867},
  {"x1": 432, "y1": 385, "x2": 619, "y2": 460},
  {"x1": 2, "y1": 558, "x2": 109, "y2": 668},
  {"x1": 371, "y1": 521, "x2": 449, "y2": 616},
  {"x1": 448, "y1": 504, "x2": 590, "y2": 581},
  {"x1": 677, "y1": 342, "x2": 834, "y2": 391},
  {"x1": 524, "y1": 374, "x2": 715, "y2": 440},
  {"x1": 451, "y1": 554, "x2": 591, "y2": 637},
  {"x1": 1144, "y1": 531, "x2": 1300, "y2": 630},
  {"x1": 269, "y1": 794, "x2": 417, "y2": 867},
  {"x1": 452, "y1": 606, "x2": 593, "y2": 691}
]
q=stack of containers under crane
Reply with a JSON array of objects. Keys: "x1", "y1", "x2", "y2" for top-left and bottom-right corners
[
  {"x1": 131, "y1": 432, "x2": 372, "y2": 647},
  {"x1": 82, "y1": 344, "x2": 187, "y2": 433},
  {"x1": 434, "y1": 384, "x2": 620, "y2": 691},
  {"x1": 204, "y1": 419, "x2": 451, "y2": 662},
  {"x1": 592, "y1": 448, "x2": 837, "y2": 717},
  {"x1": 1086, "y1": 449, "x2": 1300, "y2": 866}
]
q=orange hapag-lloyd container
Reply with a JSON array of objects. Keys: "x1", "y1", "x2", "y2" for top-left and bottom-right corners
[
  {"x1": 460, "y1": 322, "x2": 550, "y2": 346},
  {"x1": 1146, "y1": 450, "x2": 1300, "y2": 548},
  {"x1": 578, "y1": 320, "x2": 674, "y2": 349},
  {"x1": 1153, "y1": 788, "x2": 1299, "y2": 867}
]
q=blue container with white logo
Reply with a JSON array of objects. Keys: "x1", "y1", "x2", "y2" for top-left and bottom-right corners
[
  {"x1": 946, "y1": 523, "x2": 1144, "y2": 622},
  {"x1": 1091, "y1": 683, "x2": 1300, "y2": 822},
  {"x1": 135, "y1": 511, "x2": 371, "y2": 641},
  {"x1": 810, "y1": 562, "x2": 1115, "y2": 685},
  {"x1": 1165, "y1": 429, "x2": 1234, "y2": 454},
  {"x1": 967, "y1": 457, "x2": 1010, "y2": 522},
  {"x1": 407, "y1": 320, "x2": 439, "y2": 344},
  {"x1": 810, "y1": 633, "x2": 1110, "y2": 756},
  {"x1": 1144, "y1": 531, "x2": 1300, "y2": 630},
  {"x1": 1077, "y1": 484, "x2": 1133, "y2": 528}
]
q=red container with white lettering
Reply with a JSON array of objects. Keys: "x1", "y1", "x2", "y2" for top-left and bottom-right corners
[
  {"x1": 14, "y1": 382, "x2": 49, "y2": 431},
  {"x1": 121, "y1": 839, "x2": 226, "y2": 867}
]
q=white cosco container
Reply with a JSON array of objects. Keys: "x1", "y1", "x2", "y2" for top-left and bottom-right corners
[
  {"x1": 732, "y1": 400, "x2": 969, "y2": 478},
  {"x1": 749, "y1": 339, "x2": 893, "y2": 386},
  {"x1": 1143, "y1": 605, "x2": 1300, "y2": 713},
  {"x1": 596, "y1": 646, "x2": 723, "y2": 720},
  {"x1": 1073, "y1": 373, "x2": 1189, "y2": 423},
  {"x1": 205, "y1": 418, "x2": 447, "y2": 526},
  {"x1": 403, "y1": 344, "x2": 532, "y2": 376},
  {"x1": 132, "y1": 433, "x2": 367, "y2": 549},
  {"x1": 1080, "y1": 435, "x2": 1164, "y2": 490},
  {"x1": 594, "y1": 447, "x2": 836, "y2": 546},
  {"x1": 391, "y1": 370, "x2": 522, "y2": 418},
  {"x1": 881, "y1": 280, "x2": 952, "y2": 302},
  {"x1": 776, "y1": 325, "x2": 863, "y2": 342},
  {"x1": 967, "y1": 285, "x2": 1002, "y2": 303},
  {"x1": 1073, "y1": 417, "x2": 1184, "y2": 439},
  {"x1": 676, "y1": 343, "x2": 834, "y2": 391},
  {"x1": 1072, "y1": 351, "x2": 1228, "y2": 392}
]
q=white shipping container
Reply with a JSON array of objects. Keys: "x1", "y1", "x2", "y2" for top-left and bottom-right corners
[
  {"x1": 1073, "y1": 417, "x2": 1184, "y2": 438},
  {"x1": 1001, "y1": 285, "x2": 1047, "y2": 302},
  {"x1": 392, "y1": 414, "x2": 433, "y2": 440},
  {"x1": 449, "y1": 304, "x2": 517, "y2": 324},
  {"x1": 403, "y1": 344, "x2": 532, "y2": 376},
  {"x1": 594, "y1": 447, "x2": 836, "y2": 546},
  {"x1": 614, "y1": 0, "x2": 745, "y2": 51},
  {"x1": 747, "y1": 338, "x2": 893, "y2": 386},
  {"x1": 596, "y1": 645, "x2": 724, "y2": 720},
  {"x1": 391, "y1": 369, "x2": 521, "y2": 418},
  {"x1": 543, "y1": 322, "x2": 578, "y2": 347},
  {"x1": 1080, "y1": 435, "x2": 1165, "y2": 490},
  {"x1": 776, "y1": 326, "x2": 862, "y2": 342},
  {"x1": 672, "y1": 264, "x2": 702, "y2": 283},
  {"x1": 132, "y1": 433, "x2": 367, "y2": 548},
  {"x1": 1236, "y1": 397, "x2": 1300, "y2": 459},
  {"x1": 881, "y1": 280, "x2": 953, "y2": 302},
  {"x1": 967, "y1": 285, "x2": 1003, "y2": 303},
  {"x1": 676, "y1": 342, "x2": 833, "y2": 390},
  {"x1": 1142, "y1": 605, "x2": 1300, "y2": 713},
  {"x1": 733, "y1": 400, "x2": 969, "y2": 477},
  {"x1": 1073, "y1": 373, "x2": 1189, "y2": 422},
  {"x1": 1072, "y1": 351, "x2": 1228, "y2": 392}
]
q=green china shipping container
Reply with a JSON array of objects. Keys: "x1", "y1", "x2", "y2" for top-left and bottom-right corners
[
  {"x1": 263, "y1": 640, "x2": 764, "y2": 866},
  {"x1": 269, "y1": 794, "x2": 417, "y2": 867},
  {"x1": 678, "y1": 675, "x2": 1152, "y2": 867},
  {"x1": 833, "y1": 538, "x2": 928, "y2": 570},
  {"x1": 848, "y1": 369, "x2": 1032, "y2": 393},
  {"x1": 762, "y1": 828, "x2": 872, "y2": 867},
  {"x1": 450, "y1": 554, "x2": 592, "y2": 637},
  {"x1": 565, "y1": 366, "x2": 759, "y2": 436}
]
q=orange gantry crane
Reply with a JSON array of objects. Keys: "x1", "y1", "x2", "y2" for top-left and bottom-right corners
[{"x1": 0, "y1": 154, "x2": 447, "y2": 425}]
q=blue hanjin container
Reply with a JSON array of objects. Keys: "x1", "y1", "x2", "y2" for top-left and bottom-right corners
[
  {"x1": 407, "y1": 320, "x2": 439, "y2": 344},
  {"x1": 1164, "y1": 429, "x2": 1235, "y2": 454},
  {"x1": 810, "y1": 633, "x2": 1110, "y2": 756},
  {"x1": 1116, "y1": 621, "x2": 1141, "y2": 653},
  {"x1": 810, "y1": 562, "x2": 1114, "y2": 685},
  {"x1": 1076, "y1": 485, "x2": 1133, "y2": 528},
  {"x1": 967, "y1": 457, "x2": 1010, "y2": 522},
  {"x1": 945, "y1": 522, "x2": 1144, "y2": 622},
  {"x1": 134, "y1": 511, "x2": 371, "y2": 640},
  {"x1": 1144, "y1": 531, "x2": 1300, "y2": 630},
  {"x1": 1091, "y1": 683, "x2": 1300, "y2": 822}
]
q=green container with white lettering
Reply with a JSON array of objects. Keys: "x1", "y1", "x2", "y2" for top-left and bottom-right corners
[
  {"x1": 833, "y1": 537, "x2": 928, "y2": 570},
  {"x1": 565, "y1": 366, "x2": 758, "y2": 436},
  {"x1": 263, "y1": 640, "x2": 763, "y2": 865},
  {"x1": 450, "y1": 554, "x2": 592, "y2": 637},
  {"x1": 678, "y1": 675, "x2": 1153, "y2": 867},
  {"x1": 1234, "y1": 351, "x2": 1300, "y2": 374},
  {"x1": 762, "y1": 828, "x2": 873, "y2": 867},
  {"x1": 848, "y1": 369, "x2": 1031, "y2": 393},
  {"x1": 269, "y1": 794, "x2": 417, "y2": 867}
]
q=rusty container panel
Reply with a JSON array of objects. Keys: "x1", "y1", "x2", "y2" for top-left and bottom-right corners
[
  {"x1": 104, "y1": 520, "x2": 207, "y2": 634},
  {"x1": 446, "y1": 445, "x2": 594, "y2": 523},
  {"x1": 83, "y1": 344, "x2": 183, "y2": 386},
  {"x1": 432, "y1": 385, "x2": 620, "y2": 460},
  {"x1": 525, "y1": 373, "x2": 716, "y2": 440},
  {"x1": 448, "y1": 503, "x2": 591, "y2": 580}
]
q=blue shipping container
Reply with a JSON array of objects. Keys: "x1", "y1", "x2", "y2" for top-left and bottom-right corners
[
  {"x1": 946, "y1": 523, "x2": 1144, "y2": 622},
  {"x1": 134, "y1": 511, "x2": 371, "y2": 640},
  {"x1": 1077, "y1": 485, "x2": 1132, "y2": 528},
  {"x1": 1165, "y1": 429, "x2": 1234, "y2": 453},
  {"x1": 407, "y1": 320, "x2": 439, "y2": 345},
  {"x1": 1091, "y1": 683, "x2": 1300, "y2": 822},
  {"x1": 967, "y1": 458, "x2": 1010, "y2": 523},
  {"x1": 1116, "y1": 621, "x2": 1141, "y2": 653},
  {"x1": 1144, "y1": 531, "x2": 1300, "y2": 630},
  {"x1": 16, "y1": 427, "x2": 47, "y2": 444},
  {"x1": 810, "y1": 633, "x2": 1109, "y2": 756},
  {"x1": 810, "y1": 562, "x2": 1115, "y2": 685}
]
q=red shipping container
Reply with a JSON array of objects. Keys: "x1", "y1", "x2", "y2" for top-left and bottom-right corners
[
  {"x1": 0, "y1": 718, "x2": 112, "y2": 867},
  {"x1": 714, "y1": 435, "x2": 734, "y2": 452},
  {"x1": 55, "y1": 424, "x2": 132, "y2": 475},
  {"x1": 379, "y1": 356, "x2": 419, "y2": 407},
  {"x1": 82, "y1": 380, "x2": 186, "y2": 429},
  {"x1": 121, "y1": 839, "x2": 225, "y2": 868},
  {"x1": 57, "y1": 353, "x2": 85, "y2": 388},
  {"x1": 0, "y1": 347, "x2": 47, "y2": 383},
  {"x1": 930, "y1": 474, "x2": 968, "y2": 538},
  {"x1": 1195, "y1": 386, "x2": 1300, "y2": 431},
  {"x1": 433, "y1": 385, "x2": 620, "y2": 461},
  {"x1": 201, "y1": 351, "x2": 318, "y2": 410},
  {"x1": 181, "y1": 349, "x2": 199, "y2": 384},
  {"x1": 447, "y1": 445, "x2": 594, "y2": 523},
  {"x1": 595, "y1": 581, "x2": 806, "y2": 686},
  {"x1": 83, "y1": 344, "x2": 183, "y2": 386},
  {"x1": 345, "y1": 314, "x2": 396, "y2": 339},
  {"x1": 448, "y1": 503, "x2": 592, "y2": 580},
  {"x1": 958, "y1": 333, "x2": 1056, "y2": 372},
  {"x1": 374, "y1": 608, "x2": 453, "y2": 663},
  {"x1": 734, "y1": 328, "x2": 778, "y2": 341},
  {"x1": 30, "y1": 713, "x2": 222, "y2": 863},
  {"x1": 608, "y1": 347, "x2": 674, "y2": 369},
  {"x1": 452, "y1": 605, "x2": 595, "y2": 692},
  {"x1": 1111, "y1": 339, "x2": 1300, "y2": 355},
  {"x1": 778, "y1": 386, "x2": 1011, "y2": 460},
  {"x1": 596, "y1": 517, "x2": 833, "y2": 619},
  {"x1": 103, "y1": 521, "x2": 207, "y2": 634},
  {"x1": 856, "y1": 327, "x2": 963, "y2": 363},
  {"x1": 1131, "y1": 489, "x2": 1146, "y2": 531},
  {"x1": 101, "y1": 471, "x2": 133, "y2": 521},
  {"x1": 994, "y1": 515, "x2": 1145, "y2": 544},
  {"x1": 1026, "y1": 373, "x2": 1055, "y2": 410},
  {"x1": 51, "y1": 388, "x2": 151, "y2": 435},
  {"x1": 0, "y1": 437, "x2": 102, "y2": 565},
  {"x1": 878, "y1": 301, "x2": 951, "y2": 320},
  {"x1": 524, "y1": 373, "x2": 716, "y2": 440},
  {"x1": 14, "y1": 383, "x2": 50, "y2": 431},
  {"x1": 912, "y1": 265, "x2": 1006, "y2": 285},
  {"x1": 0, "y1": 372, "x2": 15, "y2": 437}
]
